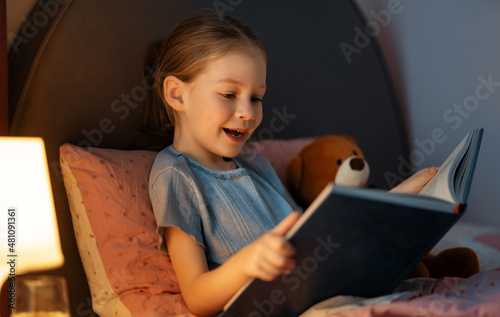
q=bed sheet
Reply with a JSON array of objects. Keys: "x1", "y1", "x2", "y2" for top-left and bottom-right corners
[{"x1": 302, "y1": 270, "x2": 500, "y2": 317}]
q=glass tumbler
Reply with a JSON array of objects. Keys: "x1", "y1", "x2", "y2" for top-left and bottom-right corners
[{"x1": 13, "y1": 275, "x2": 71, "y2": 317}]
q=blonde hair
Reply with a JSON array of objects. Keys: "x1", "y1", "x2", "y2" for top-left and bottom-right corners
[{"x1": 137, "y1": 13, "x2": 266, "y2": 150}]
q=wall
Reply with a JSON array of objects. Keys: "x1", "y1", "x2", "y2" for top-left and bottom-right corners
[
  {"x1": 6, "y1": 0, "x2": 37, "y2": 43},
  {"x1": 7, "y1": 1, "x2": 500, "y2": 228},
  {"x1": 355, "y1": 0, "x2": 500, "y2": 228}
]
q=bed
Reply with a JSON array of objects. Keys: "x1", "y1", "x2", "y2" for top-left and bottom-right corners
[{"x1": 6, "y1": 0, "x2": 500, "y2": 316}]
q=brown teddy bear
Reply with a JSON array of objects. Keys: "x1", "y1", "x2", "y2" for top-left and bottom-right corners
[
  {"x1": 286, "y1": 135, "x2": 369, "y2": 209},
  {"x1": 285, "y1": 135, "x2": 480, "y2": 279}
]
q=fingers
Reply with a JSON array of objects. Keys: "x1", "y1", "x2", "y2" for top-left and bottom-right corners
[
  {"x1": 270, "y1": 211, "x2": 301, "y2": 236},
  {"x1": 257, "y1": 261, "x2": 295, "y2": 281},
  {"x1": 250, "y1": 234, "x2": 296, "y2": 281},
  {"x1": 415, "y1": 166, "x2": 437, "y2": 179},
  {"x1": 236, "y1": 212, "x2": 301, "y2": 281},
  {"x1": 260, "y1": 232, "x2": 296, "y2": 259},
  {"x1": 241, "y1": 212, "x2": 301, "y2": 281},
  {"x1": 390, "y1": 166, "x2": 437, "y2": 194},
  {"x1": 253, "y1": 251, "x2": 296, "y2": 281},
  {"x1": 412, "y1": 166, "x2": 437, "y2": 192},
  {"x1": 426, "y1": 166, "x2": 438, "y2": 178}
]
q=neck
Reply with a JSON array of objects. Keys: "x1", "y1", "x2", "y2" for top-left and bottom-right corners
[
  {"x1": 172, "y1": 136, "x2": 236, "y2": 171},
  {"x1": 176, "y1": 146, "x2": 237, "y2": 171}
]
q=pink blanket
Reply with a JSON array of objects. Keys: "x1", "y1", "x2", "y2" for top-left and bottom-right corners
[{"x1": 302, "y1": 270, "x2": 500, "y2": 317}]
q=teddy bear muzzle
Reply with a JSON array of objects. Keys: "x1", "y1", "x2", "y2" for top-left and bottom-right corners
[{"x1": 334, "y1": 156, "x2": 370, "y2": 188}]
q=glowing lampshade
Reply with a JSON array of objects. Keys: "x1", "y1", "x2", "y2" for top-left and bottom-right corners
[{"x1": 0, "y1": 137, "x2": 64, "y2": 279}]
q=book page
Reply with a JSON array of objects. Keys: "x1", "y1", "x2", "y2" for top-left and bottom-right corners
[{"x1": 418, "y1": 134, "x2": 469, "y2": 203}]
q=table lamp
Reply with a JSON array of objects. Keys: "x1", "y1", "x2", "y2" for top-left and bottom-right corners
[{"x1": 0, "y1": 137, "x2": 64, "y2": 282}]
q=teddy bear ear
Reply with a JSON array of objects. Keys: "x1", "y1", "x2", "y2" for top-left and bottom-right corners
[
  {"x1": 341, "y1": 135, "x2": 358, "y2": 145},
  {"x1": 286, "y1": 155, "x2": 303, "y2": 192}
]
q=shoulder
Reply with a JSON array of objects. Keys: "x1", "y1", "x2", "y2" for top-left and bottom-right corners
[
  {"x1": 149, "y1": 146, "x2": 194, "y2": 188},
  {"x1": 148, "y1": 147, "x2": 205, "y2": 211}
]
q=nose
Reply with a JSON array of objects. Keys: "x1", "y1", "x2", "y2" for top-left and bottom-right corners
[
  {"x1": 350, "y1": 157, "x2": 365, "y2": 171},
  {"x1": 236, "y1": 101, "x2": 255, "y2": 120}
]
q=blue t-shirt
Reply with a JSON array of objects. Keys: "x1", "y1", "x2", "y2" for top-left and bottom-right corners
[{"x1": 149, "y1": 145, "x2": 300, "y2": 269}]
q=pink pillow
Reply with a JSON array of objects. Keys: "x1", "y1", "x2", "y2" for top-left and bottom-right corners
[
  {"x1": 60, "y1": 138, "x2": 312, "y2": 316},
  {"x1": 60, "y1": 144, "x2": 193, "y2": 317},
  {"x1": 242, "y1": 137, "x2": 314, "y2": 182}
]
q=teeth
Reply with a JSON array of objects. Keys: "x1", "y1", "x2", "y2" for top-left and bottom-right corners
[{"x1": 223, "y1": 128, "x2": 243, "y2": 138}]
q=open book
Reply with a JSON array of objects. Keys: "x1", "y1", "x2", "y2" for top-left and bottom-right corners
[
  {"x1": 417, "y1": 128, "x2": 483, "y2": 209},
  {"x1": 221, "y1": 128, "x2": 483, "y2": 317}
]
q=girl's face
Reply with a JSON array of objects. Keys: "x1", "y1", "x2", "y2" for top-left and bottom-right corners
[{"x1": 173, "y1": 48, "x2": 266, "y2": 170}]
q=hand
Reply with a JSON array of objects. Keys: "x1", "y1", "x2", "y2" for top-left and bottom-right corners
[
  {"x1": 235, "y1": 211, "x2": 300, "y2": 281},
  {"x1": 389, "y1": 166, "x2": 437, "y2": 194}
]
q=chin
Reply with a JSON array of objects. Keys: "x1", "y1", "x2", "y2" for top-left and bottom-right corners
[
  {"x1": 222, "y1": 151, "x2": 241, "y2": 158},
  {"x1": 220, "y1": 146, "x2": 244, "y2": 158}
]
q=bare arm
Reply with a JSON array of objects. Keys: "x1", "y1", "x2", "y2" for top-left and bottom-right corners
[{"x1": 165, "y1": 211, "x2": 301, "y2": 316}]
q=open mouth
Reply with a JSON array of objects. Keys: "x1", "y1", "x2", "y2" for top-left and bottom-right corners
[{"x1": 223, "y1": 128, "x2": 244, "y2": 138}]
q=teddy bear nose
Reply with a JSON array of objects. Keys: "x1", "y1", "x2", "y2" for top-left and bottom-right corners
[{"x1": 350, "y1": 157, "x2": 365, "y2": 171}]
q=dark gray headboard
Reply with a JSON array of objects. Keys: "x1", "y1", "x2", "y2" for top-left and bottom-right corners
[{"x1": 8, "y1": 0, "x2": 408, "y2": 314}]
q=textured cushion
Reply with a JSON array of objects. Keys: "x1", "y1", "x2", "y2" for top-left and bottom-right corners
[{"x1": 60, "y1": 144, "x2": 192, "y2": 317}]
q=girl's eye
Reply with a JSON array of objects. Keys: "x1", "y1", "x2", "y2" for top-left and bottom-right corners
[
  {"x1": 251, "y1": 97, "x2": 263, "y2": 103},
  {"x1": 221, "y1": 93, "x2": 236, "y2": 100}
]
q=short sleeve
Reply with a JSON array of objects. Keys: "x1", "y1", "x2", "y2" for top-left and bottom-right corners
[{"x1": 149, "y1": 167, "x2": 205, "y2": 253}]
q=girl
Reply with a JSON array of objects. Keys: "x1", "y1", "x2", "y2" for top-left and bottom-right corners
[{"x1": 144, "y1": 13, "x2": 436, "y2": 316}]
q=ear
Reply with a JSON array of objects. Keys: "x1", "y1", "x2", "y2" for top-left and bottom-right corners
[
  {"x1": 341, "y1": 134, "x2": 358, "y2": 146},
  {"x1": 163, "y1": 75, "x2": 185, "y2": 111}
]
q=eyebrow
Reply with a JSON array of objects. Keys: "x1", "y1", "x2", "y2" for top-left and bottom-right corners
[{"x1": 216, "y1": 78, "x2": 266, "y2": 90}]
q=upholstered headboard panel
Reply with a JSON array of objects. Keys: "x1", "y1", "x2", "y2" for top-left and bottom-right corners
[{"x1": 8, "y1": 0, "x2": 408, "y2": 314}]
